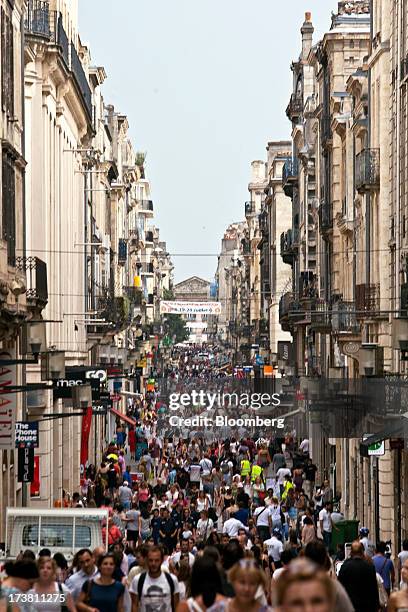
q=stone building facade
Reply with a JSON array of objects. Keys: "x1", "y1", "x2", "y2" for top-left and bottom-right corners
[
  {"x1": 0, "y1": 0, "x2": 172, "y2": 530},
  {"x1": 275, "y1": 0, "x2": 408, "y2": 554}
]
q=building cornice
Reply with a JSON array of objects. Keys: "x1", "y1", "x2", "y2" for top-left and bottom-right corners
[{"x1": 367, "y1": 40, "x2": 390, "y2": 69}]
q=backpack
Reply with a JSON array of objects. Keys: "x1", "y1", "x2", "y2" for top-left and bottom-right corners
[
  {"x1": 221, "y1": 461, "x2": 230, "y2": 474},
  {"x1": 137, "y1": 571, "x2": 175, "y2": 612},
  {"x1": 58, "y1": 582, "x2": 69, "y2": 612}
]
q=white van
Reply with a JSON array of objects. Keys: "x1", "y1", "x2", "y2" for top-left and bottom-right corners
[{"x1": 5, "y1": 508, "x2": 109, "y2": 560}]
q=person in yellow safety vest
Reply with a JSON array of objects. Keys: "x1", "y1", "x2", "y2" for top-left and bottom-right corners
[
  {"x1": 251, "y1": 463, "x2": 263, "y2": 483},
  {"x1": 241, "y1": 458, "x2": 251, "y2": 478},
  {"x1": 281, "y1": 475, "x2": 295, "y2": 501}
]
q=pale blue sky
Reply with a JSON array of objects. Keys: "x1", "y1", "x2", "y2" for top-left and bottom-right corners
[{"x1": 79, "y1": 0, "x2": 338, "y2": 282}]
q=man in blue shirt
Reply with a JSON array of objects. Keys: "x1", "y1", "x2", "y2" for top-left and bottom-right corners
[{"x1": 373, "y1": 541, "x2": 395, "y2": 595}]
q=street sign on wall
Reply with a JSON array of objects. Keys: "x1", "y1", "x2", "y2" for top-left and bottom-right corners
[
  {"x1": 18, "y1": 447, "x2": 34, "y2": 482},
  {"x1": 363, "y1": 434, "x2": 385, "y2": 456},
  {"x1": 368, "y1": 441, "x2": 385, "y2": 456},
  {"x1": 15, "y1": 422, "x2": 39, "y2": 448},
  {"x1": 0, "y1": 349, "x2": 17, "y2": 450}
]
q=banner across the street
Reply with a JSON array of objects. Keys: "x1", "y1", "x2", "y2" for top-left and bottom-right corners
[{"x1": 160, "y1": 301, "x2": 222, "y2": 315}]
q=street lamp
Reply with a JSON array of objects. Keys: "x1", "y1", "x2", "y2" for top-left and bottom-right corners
[
  {"x1": 26, "y1": 320, "x2": 47, "y2": 356},
  {"x1": 359, "y1": 345, "x2": 377, "y2": 377},
  {"x1": 41, "y1": 350, "x2": 66, "y2": 380},
  {"x1": 72, "y1": 384, "x2": 92, "y2": 409},
  {"x1": 392, "y1": 318, "x2": 408, "y2": 361}
]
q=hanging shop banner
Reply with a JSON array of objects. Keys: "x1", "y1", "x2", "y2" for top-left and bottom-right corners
[
  {"x1": 18, "y1": 447, "x2": 34, "y2": 483},
  {"x1": 53, "y1": 366, "x2": 102, "y2": 400},
  {"x1": 30, "y1": 456, "x2": 40, "y2": 497},
  {"x1": 15, "y1": 421, "x2": 39, "y2": 448},
  {"x1": 92, "y1": 390, "x2": 112, "y2": 415},
  {"x1": 277, "y1": 341, "x2": 293, "y2": 363},
  {"x1": 160, "y1": 301, "x2": 222, "y2": 315},
  {"x1": 79, "y1": 407, "x2": 93, "y2": 483},
  {"x1": 0, "y1": 349, "x2": 17, "y2": 450}
]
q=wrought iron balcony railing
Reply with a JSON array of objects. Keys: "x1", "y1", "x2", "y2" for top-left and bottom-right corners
[
  {"x1": 245, "y1": 201, "x2": 254, "y2": 216},
  {"x1": 25, "y1": 4, "x2": 91, "y2": 119},
  {"x1": 280, "y1": 228, "x2": 300, "y2": 265},
  {"x1": 282, "y1": 158, "x2": 299, "y2": 184},
  {"x1": 15, "y1": 257, "x2": 48, "y2": 306},
  {"x1": 24, "y1": 0, "x2": 50, "y2": 38},
  {"x1": 139, "y1": 200, "x2": 154, "y2": 212},
  {"x1": 279, "y1": 292, "x2": 294, "y2": 320},
  {"x1": 242, "y1": 239, "x2": 251, "y2": 255},
  {"x1": 118, "y1": 239, "x2": 127, "y2": 263},
  {"x1": 331, "y1": 300, "x2": 360, "y2": 334},
  {"x1": 310, "y1": 299, "x2": 331, "y2": 332},
  {"x1": 25, "y1": 6, "x2": 69, "y2": 70},
  {"x1": 286, "y1": 93, "x2": 303, "y2": 121},
  {"x1": 355, "y1": 149, "x2": 380, "y2": 193},
  {"x1": 70, "y1": 42, "x2": 92, "y2": 120},
  {"x1": 355, "y1": 283, "x2": 380, "y2": 318},
  {"x1": 282, "y1": 158, "x2": 299, "y2": 197},
  {"x1": 299, "y1": 271, "x2": 318, "y2": 300},
  {"x1": 138, "y1": 262, "x2": 154, "y2": 275},
  {"x1": 318, "y1": 199, "x2": 332, "y2": 232}
]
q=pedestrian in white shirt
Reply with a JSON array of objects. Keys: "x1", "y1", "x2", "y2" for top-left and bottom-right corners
[
  {"x1": 65, "y1": 549, "x2": 99, "y2": 602},
  {"x1": 299, "y1": 438, "x2": 310, "y2": 454},
  {"x1": 223, "y1": 516, "x2": 248, "y2": 538},
  {"x1": 196, "y1": 510, "x2": 214, "y2": 541},
  {"x1": 264, "y1": 528, "x2": 284, "y2": 572}
]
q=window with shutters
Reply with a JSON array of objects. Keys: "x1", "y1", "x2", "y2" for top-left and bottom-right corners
[
  {"x1": 2, "y1": 151, "x2": 16, "y2": 266},
  {"x1": 1, "y1": 6, "x2": 14, "y2": 116}
]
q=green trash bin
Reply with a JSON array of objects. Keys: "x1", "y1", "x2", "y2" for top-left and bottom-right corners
[
  {"x1": 344, "y1": 519, "x2": 360, "y2": 543},
  {"x1": 331, "y1": 521, "x2": 347, "y2": 553},
  {"x1": 331, "y1": 520, "x2": 360, "y2": 554}
]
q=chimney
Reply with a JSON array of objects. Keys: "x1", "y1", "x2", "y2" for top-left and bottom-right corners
[{"x1": 301, "y1": 12, "x2": 314, "y2": 60}]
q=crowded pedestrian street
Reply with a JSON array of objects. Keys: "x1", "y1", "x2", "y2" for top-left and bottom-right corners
[
  {"x1": 1, "y1": 345, "x2": 407, "y2": 611},
  {"x1": 2, "y1": 0, "x2": 408, "y2": 610}
]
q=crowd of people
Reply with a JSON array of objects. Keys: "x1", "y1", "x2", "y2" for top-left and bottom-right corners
[{"x1": 1, "y1": 347, "x2": 407, "y2": 611}]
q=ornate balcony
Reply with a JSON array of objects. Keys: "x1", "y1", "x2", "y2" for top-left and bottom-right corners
[
  {"x1": 139, "y1": 262, "x2": 154, "y2": 275},
  {"x1": 242, "y1": 239, "x2": 251, "y2": 255},
  {"x1": 139, "y1": 200, "x2": 154, "y2": 215},
  {"x1": 286, "y1": 93, "x2": 303, "y2": 122},
  {"x1": 318, "y1": 199, "x2": 332, "y2": 232},
  {"x1": 245, "y1": 201, "x2": 254, "y2": 216},
  {"x1": 355, "y1": 283, "x2": 381, "y2": 319},
  {"x1": 118, "y1": 239, "x2": 127, "y2": 264},
  {"x1": 299, "y1": 271, "x2": 318, "y2": 300},
  {"x1": 310, "y1": 299, "x2": 331, "y2": 333},
  {"x1": 280, "y1": 229, "x2": 299, "y2": 265},
  {"x1": 355, "y1": 149, "x2": 380, "y2": 193},
  {"x1": 331, "y1": 299, "x2": 360, "y2": 334},
  {"x1": 24, "y1": 0, "x2": 51, "y2": 38},
  {"x1": 282, "y1": 158, "x2": 299, "y2": 198},
  {"x1": 25, "y1": 4, "x2": 91, "y2": 120},
  {"x1": 70, "y1": 43, "x2": 92, "y2": 121},
  {"x1": 15, "y1": 257, "x2": 48, "y2": 308}
]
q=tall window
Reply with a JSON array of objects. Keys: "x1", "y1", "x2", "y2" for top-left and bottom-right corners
[
  {"x1": 1, "y1": 6, "x2": 14, "y2": 116},
  {"x1": 2, "y1": 151, "x2": 16, "y2": 266}
]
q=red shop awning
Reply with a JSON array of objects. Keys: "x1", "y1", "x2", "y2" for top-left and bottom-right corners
[{"x1": 110, "y1": 407, "x2": 136, "y2": 427}]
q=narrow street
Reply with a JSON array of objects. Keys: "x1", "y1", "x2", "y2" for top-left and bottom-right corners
[{"x1": 1, "y1": 0, "x2": 408, "y2": 610}]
